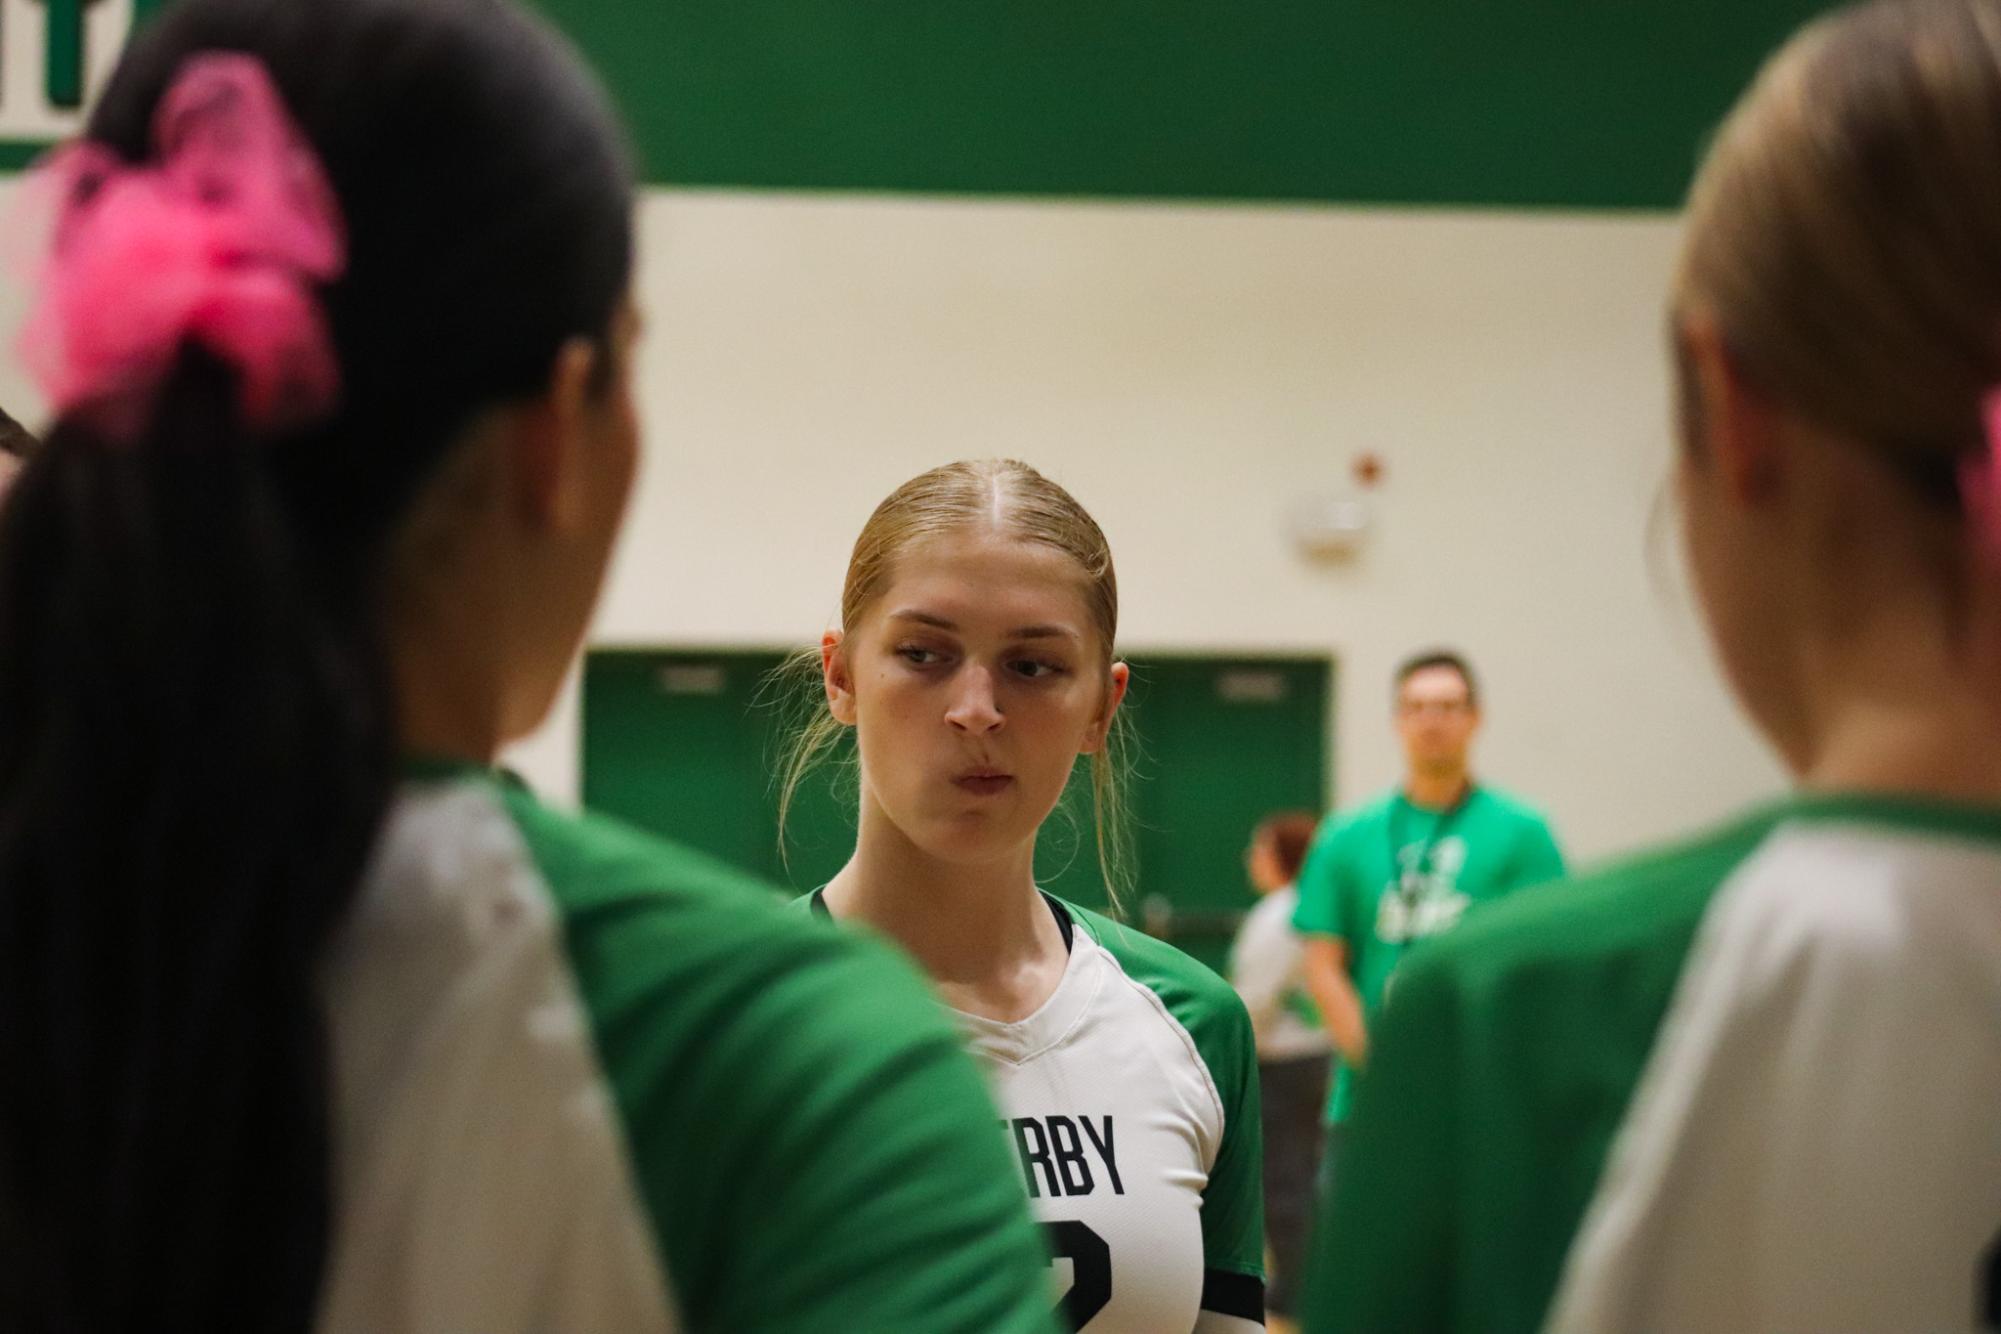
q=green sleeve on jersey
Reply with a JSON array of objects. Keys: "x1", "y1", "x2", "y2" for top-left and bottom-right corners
[
  {"x1": 1302, "y1": 807, "x2": 1785, "y2": 1334},
  {"x1": 1291, "y1": 817, "x2": 1345, "y2": 938},
  {"x1": 1303, "y1": 927, "x2": 1459, "y2": 1333},
  {"x1": 504, "y1": 791, "x2": 1060, "y2": 1334},
  {"x1": 1070, "y1": 904, "x2": 1267, "y2": 1284}
]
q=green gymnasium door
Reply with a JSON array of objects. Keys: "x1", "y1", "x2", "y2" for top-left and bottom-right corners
[
  {"x1": 1122, "y1": 658, "x2": 1330, "y2": 970},
  {"x1": 581, "y1": 650, "x2": 1330, "y2": 972}
]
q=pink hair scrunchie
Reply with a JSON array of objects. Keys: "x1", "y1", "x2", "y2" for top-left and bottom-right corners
[{"x1": 17, "y1": 52, "x2": 346, "y2": 442}]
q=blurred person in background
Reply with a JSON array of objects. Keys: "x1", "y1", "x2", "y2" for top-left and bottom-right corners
[
  {"x1": 1292, "y1": 650, "x2": 1565, "y2": 1204},
  {"x1": 1229, "y1": 811, "x2": 1332, "y2": 1331}
]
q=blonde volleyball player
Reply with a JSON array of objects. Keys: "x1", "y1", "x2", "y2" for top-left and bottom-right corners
[
  {"x1": 0, "y1": 3, "x2": 1062, "y2": 1330},
  {"x1": 798, "y1": 460, "x2": 1267, "y2": 1333},
  {"x1": 1309, "y1": 2, "x2": 2001, "y2": 1331}
]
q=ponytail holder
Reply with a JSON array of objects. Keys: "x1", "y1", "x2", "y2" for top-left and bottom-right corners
[{"x1": 17, "y1": 53, "x2": 346, "y2": 442}]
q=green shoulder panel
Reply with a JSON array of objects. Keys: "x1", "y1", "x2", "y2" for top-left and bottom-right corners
[
  {"x1": 1290, "y1": 819, "x2": 1346, "y2": 937},
  {"x1": 499, "y1": 787, "x2": 1060, "y2": 1334},
  {"x1": 1064, "y1": 901, "x2": 1267, "y2": 1282},
  {"x1": 1471, "y1": 784, "x2": 1553, "y2": 827},
  {"x1": 1325, "y1": 793, "x2": 1398, "y2": 854},
  {"x1": 1306, "y1": 803, "x2": 1787, "y2": 1334},
  {"x1": 1292, "y1": 794, "x2": 1396, "y2": 939},
  {"x1": 1472, "y1": 786, "x2": 1569, "y2": 888}
]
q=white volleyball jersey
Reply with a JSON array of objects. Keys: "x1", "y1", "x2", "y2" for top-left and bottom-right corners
[
  {"x1": 317, "y1": 766, "x2": 1062, "y2": 1334},
  {"x1": 810, "y1": 892, "x2": 1267, "y2": 1333},
  {"x1": 1550, "y1": 813, "x2": 2001, "y2": 1334}
]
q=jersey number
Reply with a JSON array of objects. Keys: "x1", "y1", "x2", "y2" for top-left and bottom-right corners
[{"x1": 1044, "y1": 1219, "x2": 1111, "y2": 1329}]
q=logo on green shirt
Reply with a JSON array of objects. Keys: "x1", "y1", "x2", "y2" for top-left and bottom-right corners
[{"x1": 1376, "y1": 835, "x2": 1473, "y2": 942}]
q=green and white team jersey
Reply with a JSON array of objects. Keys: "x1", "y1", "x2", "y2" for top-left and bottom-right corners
[
  {"x1": 317, "y1": 764, "x2": 1061, "y2": 1334},
  {"x1": 1306, "y1": 793, "x2": 2001, "y2": 1334},
  {"x1": 809, "y1": 891, "x2": 1268, "y2": 1334}
]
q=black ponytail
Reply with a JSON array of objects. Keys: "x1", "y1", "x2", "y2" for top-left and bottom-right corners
[
  {"x1": 0, "y1": 0, "x2": 632, "y2": 1326},
  {"x1": 0, "y1": 352, "x2": 394, "y2": 1327}
]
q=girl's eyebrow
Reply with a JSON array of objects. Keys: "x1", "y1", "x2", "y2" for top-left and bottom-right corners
[{"x1": 886, "y1": 609, "x2": 1079, "y2": 641}]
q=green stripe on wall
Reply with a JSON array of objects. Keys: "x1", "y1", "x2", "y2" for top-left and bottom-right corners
[{"x1": 532, "y1": 0, "x2": 1839, "y2": 209}]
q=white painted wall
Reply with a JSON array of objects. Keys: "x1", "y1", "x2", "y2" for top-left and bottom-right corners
[
  {"x1": 522, "y1": 189, "x2": 1784, "y2": 864},
  {"x1": 0, "y1": 183, "x2": 1786, "y2": 865}
]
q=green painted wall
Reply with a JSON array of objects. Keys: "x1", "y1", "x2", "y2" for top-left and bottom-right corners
[
  {"x1": 7, "y1": 1, "x2": 1841, "y2": 208},
  {"x1": 533, "y1": 0, "x2": 1840, "y2": 208}
]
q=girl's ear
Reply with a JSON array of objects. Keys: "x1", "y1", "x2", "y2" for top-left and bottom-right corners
[
  {"x1": 507, "y1": 336, "x2": 602, "y2": 532},
  {"x1": 822, "y1": 630, "x2": 858, "y2": 726},
  {"x1": 1082, "y1": 660, "x2": 1131, "y2": 754},
  {"x1": 1680, "y1": 312, "x2": 1786, "y2": 506}
]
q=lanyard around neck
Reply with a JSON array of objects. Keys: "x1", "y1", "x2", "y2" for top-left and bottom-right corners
[
  {"x1": 1377, "y1": 783, "x2": 1475, "y2": 980},
  {"x1": 1389, "y1": 783, "x2": 1475, "y2": 899}
]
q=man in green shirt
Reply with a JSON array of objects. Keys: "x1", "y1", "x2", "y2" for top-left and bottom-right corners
[{"x1": 1291, "y1": 651, "x2": 1565, "y2": 1145}]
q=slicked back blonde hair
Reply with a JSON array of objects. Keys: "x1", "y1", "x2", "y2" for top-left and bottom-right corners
[
  {"x1": 777, "y1": 459, "x2": 1134, "y2": 909},
  {"x1": 1676, "y1": 0, "x2": 2001, "y2": 488}
]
